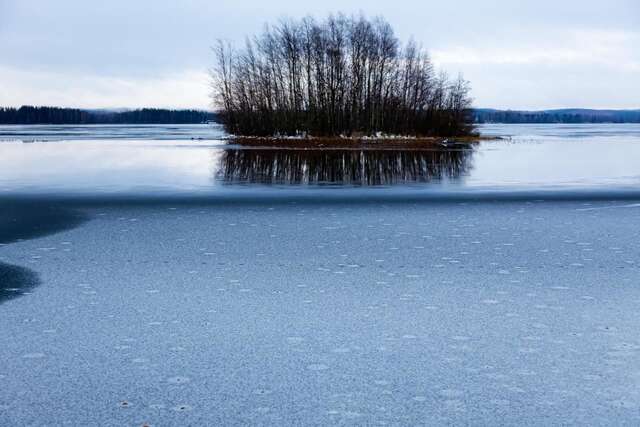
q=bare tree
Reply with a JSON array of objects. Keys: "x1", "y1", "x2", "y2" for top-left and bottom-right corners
[{"x1": 212, "y1": 14, "x2": 474, "y2": 137}]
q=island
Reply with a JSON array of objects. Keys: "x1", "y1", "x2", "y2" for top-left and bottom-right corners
[{"x1": 212, "y1": 14, "x2": 475, "y2": 147}]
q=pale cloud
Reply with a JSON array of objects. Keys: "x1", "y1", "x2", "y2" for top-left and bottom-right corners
[
  {"x1": 0, "y1": 0, "x2": 638, "y2": 110},
  {"x1": 432, "y1": 30, "x2": 640, "y2": 70},
  {"x1": 429, "y1": 28, "x2": 640, "y2": 109},
  {"x1": 0, "y1": 67, "x2": 211, "y2": 109}
]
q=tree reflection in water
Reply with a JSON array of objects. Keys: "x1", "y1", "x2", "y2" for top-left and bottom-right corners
[{"x1": 216, "y1": 148, "x2": 474, "y2": 186}]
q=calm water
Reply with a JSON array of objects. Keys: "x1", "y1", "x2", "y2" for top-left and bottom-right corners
[{"x1": 1, "y1": 123, "x2": 639, "y2": 196}]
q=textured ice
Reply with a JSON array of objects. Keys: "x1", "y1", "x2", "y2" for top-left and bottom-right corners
[{"x1": 0, "y1": 198, "x2": 639, "y2": 425}]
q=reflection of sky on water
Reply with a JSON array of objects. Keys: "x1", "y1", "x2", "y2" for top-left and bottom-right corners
[
  {"x1": 0, "y1": 124, "x2": 639, "y2": 195},
  {"x1": 0, "y1": 123, "x2": 226, "y2": 142},
  {"x1": 0, "y1": 140, "x2": 220, "y2": 193},
  {"x1": 479, "y1": 123, "x2": 640, "y2": 138}
]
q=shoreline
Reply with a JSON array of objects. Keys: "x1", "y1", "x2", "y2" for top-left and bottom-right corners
[
  {"x1": 226, "y1": 135, "x2": 498, "y2": 149},
  {"x1": 3, "y1": 187, "x2": 640, "y2": 206}
]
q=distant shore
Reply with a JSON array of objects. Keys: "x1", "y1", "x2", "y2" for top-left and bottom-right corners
[{"x1": 2, "y1": 106, "x2": 638, "y2": 125}]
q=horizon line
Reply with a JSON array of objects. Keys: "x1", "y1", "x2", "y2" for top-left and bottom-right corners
[{"x1": 2, "y1": 105, "x2": 640, "y2": 113}]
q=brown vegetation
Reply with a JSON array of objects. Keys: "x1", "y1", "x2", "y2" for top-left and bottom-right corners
[{"x1": 228, "y1": 136, "x2": 488, "y2": 150}]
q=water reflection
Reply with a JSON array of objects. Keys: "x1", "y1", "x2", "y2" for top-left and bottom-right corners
[
  {"x1": 217, "y1": 148, "x2": 474, "y2": 186},
  {"x1": 0, "y1": 124, "x2": 225, "y2": 142},
  {"x1": 2, "y1": 124, "x2": 640, "y2": 194}
]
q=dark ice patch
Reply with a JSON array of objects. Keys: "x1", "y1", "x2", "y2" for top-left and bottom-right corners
[
  {"x1": 0, "y1": 200, "x2": 89, "y2": 303},
  {"x1": 0, "y1": 202, "x2": 88, "y2": 245},
  {"x1": 0, "y1": 262, "x2": 40, "y2": 304}
]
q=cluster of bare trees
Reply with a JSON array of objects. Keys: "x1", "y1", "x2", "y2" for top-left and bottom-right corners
[{"x1": 212, "y1": 14, "x2": 474, "y2": 137}]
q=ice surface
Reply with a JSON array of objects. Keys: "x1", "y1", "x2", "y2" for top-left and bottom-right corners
[
  {"x1": 1, "y1": 123, "x2": 639, "y2": 424},
  {"x1": 1, "y1": 198, "x2": 639, "y2": 425},
  {"x1": 1, "y1": 123, "x2": 640, "y2": 194}
]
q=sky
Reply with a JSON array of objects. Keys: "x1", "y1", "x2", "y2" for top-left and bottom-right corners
[{"x1": 0, "y1": 0, "x2": 638, "y2": 110}]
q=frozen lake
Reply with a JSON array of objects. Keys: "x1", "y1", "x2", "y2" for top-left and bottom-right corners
[
  {"x1": 1, "y1": 124, "x2": 640, "y2": 425},
  {"x1": 0, "y1": 123, "x2": 639, "y2": 196}
]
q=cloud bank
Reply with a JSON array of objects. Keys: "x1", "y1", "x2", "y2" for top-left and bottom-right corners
[{"x1": 0, "y1": 0, "x2": 638, "y2": 109}]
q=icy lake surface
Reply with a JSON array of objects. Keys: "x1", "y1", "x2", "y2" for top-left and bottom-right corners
[
  {"x1": 0, "y1": 123, "x2": 639, "y2": 195},
  {"x1": 1, "y1": 124, "x2": 640, "y2": 425}
]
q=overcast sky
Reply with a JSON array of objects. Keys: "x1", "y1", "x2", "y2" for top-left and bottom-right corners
[{"x1": 1, "y1": 0, "x2": 638, "y2": 110}]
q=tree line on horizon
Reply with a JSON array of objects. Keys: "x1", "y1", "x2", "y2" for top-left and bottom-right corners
[
  {"x1": 473, "y1": 109, "x2": 640, "y2": 124},
  {"x1": 212, "y1": 14, "x2": 475, "y2": 138},
  {"x1": 3, "y1": 105, "x2": 636, "y2": 126},
  {"x1": 0, "y1": 106, "x2": 215, "y2": 125}
]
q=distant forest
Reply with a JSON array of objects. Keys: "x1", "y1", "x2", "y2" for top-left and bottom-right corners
[
  {"x1": 0, "y1": 106, "x2": 215, "y2": 124},
  {"x1": 212, "y1": 14, "x2": 474, "y2": 137},
  {"x1": 3, "y1": 106, "x2": 637, "y2": 126},
  {"x1": 473, "y1": 109, "x2": 640, "y2": 124}
]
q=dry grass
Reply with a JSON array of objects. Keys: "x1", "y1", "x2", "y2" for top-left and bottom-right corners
[{"x1": 227, "y1": 135, "x2": 497, "y2": 150}]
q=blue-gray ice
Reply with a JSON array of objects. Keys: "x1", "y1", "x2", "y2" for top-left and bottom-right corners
[{"x1": 1, "y1": 198, "x2": 640, "y2": 425}]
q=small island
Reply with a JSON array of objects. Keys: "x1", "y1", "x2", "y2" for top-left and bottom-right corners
[{"x1": 212, "y1": 14, "x2": 475, "y2": 147}]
